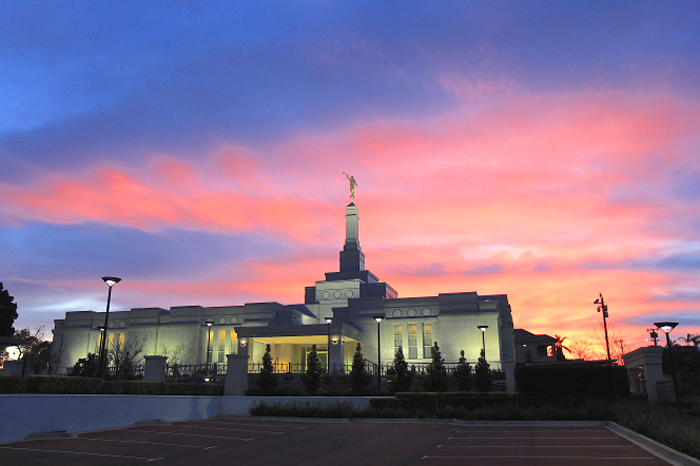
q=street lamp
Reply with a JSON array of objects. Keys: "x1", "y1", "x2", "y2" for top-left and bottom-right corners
[
  {"x1": 97, "y1": 276, "x2": 121, "y2": 378},
  {"x1": 654, "y1": 321, "x2": 680, "y2": 409},
  {"x1": 372, "y1": 315, "x2": 385, "y2": 394},
  {"x1": 205, "y1": 320, "x2": 214, "y2": 367},
  {"x1": 594, "y1": 293, "x2": 611, "y2": 361},
  {"x1": 477, "y1": 325, "x2": 488, "y2": 359},
  {"x1": 325, "y1": 317, "x2": 333, "y2": 370}
]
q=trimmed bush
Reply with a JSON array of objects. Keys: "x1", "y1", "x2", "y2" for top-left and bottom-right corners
[
  {"x1": 25, "y1": 375, "x2": 103, "y2": 394},
  {"x1": 0, "y1": 375, "x2": 23, "y2": 393},
  {"x1": 516, "y1": 364, "x2": 630, "y2": 398}
]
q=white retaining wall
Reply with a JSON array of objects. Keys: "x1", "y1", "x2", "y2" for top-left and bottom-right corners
[{"x1": 0, "y1": 395, "x2": 376, "y2": 443}]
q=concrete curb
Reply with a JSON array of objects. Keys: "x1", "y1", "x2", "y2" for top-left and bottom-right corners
[{"x1": 606, "y1": 422, "x2": 700, "y2": 466}]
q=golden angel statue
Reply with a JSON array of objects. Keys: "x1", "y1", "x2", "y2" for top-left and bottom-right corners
[{"x1": 343, "y1": 172, "x2": 358, "y2": 199}]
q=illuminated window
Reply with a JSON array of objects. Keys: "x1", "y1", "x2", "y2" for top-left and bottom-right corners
[
  {"x1": 393, "y1": 324, "x2": 403, "y2": 357},
  {"x1": 408, "y1": 324, "x2": 418, "y2": 359},
  {"x1": 230, "y1": 330, "x2": 238, "y2": 355},
  {"x1": 217, "y1": 330, "x2": 226, "y2": 362},
  {"x1": 423, "y1": 324, "x2": 432, "y2": 358}
]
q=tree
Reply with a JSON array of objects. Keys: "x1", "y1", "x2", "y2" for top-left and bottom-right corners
[
  {"x1": 302, "y1": 344, "x2": 324, "y2": 395},
  {"x1": 423, "y1": 342, "x2": 447, "y2": 392},
  {"x1": 390, "y1": 346, "x2": 412, "y2": 394},
  {"x1": 257, "y1": 344, "x2": 278, "y2": 395},
  {"x1": 108, "y1": 335, "x2": 146, "y2": 380},
  {"x1": 350, "y1": 342, "x2": 371, "y2": 395},
  {"x1": 553, "y1": 335, "x2": 570, "y2": 361},
  {"x1": 474, "y1": 349, "x2": 492, "y2": 392},
  {"x1": 590, "y1": 323, "x2": 629, "y2": 362},
  {"x1": 454, "y1": 350, "x2": 473, "y2": 392},
  {"x1": 567, "y1": 338, "x2": 594, "y2": 360},
  {"x1": 0, "y1": 283, "x2": 18, "y2": 337},
  {"x1": 69, "y1": 352, "x2": 102, "y2": 377},
  {"x1": 158, "y1": 343, "x2": 189, "y2": 366}
]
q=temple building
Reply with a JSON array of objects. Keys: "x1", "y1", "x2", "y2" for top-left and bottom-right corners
[{"x1": 52, "y1": 201, "x2": 518, "y2": 389}]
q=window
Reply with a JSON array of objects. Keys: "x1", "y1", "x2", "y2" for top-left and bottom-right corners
[
  {"x1": 423, "y1": 324, "x2": 432, "y2": 358},
  {"x1": 393, "y1": 324, "x2": 403, "y2": 357},
  {"x1": 408, "y1": 324, "x2": 418, "y2": 359},
  {"x1": 217, "y1": 330, "x2": 226, "y2": 362},
  {"x1": 230, "y1": 330, "x2": 238, "y2": 355}
]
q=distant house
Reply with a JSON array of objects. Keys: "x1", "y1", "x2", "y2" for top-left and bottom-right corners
[
  {"x1": 514, "y1": 329, "x2": 557, "y2": 364},
  {"x1": 52, "y1": 201, "x2": 522, "y2": 389}
]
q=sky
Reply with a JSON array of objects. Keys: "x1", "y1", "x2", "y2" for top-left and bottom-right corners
[{"x1": 1, "y1": 1, "x2": 699, "y2": 356}]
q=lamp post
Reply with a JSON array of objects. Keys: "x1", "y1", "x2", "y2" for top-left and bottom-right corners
[
  {"x1": 325, "y1": 317, "x2": 333, "y2": 370},
  {"x1": 477, "y1": 325, "x2": 488, "y2": 359},
  {"x1": 205, "y1": 320, "x2": 214, "y2": 367},
  {"x1": 97, "y1": 276, "x2": 121, "y2": 378},
  {"x1": 654, "y1": 321, "x2": 680, "y2": 409},
  {"x1": 593, "y1": 293, "x2": 611, "y2": 361},
  {"x1": 373, "y1": 315, "x2": 385, "y2": 394},
  {"x1": 325, "y1": 316, "x2": 334, "y2": 394}
]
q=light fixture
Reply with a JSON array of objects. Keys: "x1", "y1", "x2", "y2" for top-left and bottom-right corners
[
  {"x1": 477, "y1": 325, "x2": 488, "y2": 358},
  {"x1": 97, "y1": 276, "x2": 121, "y2": 379},
  {"x1": 325, "y1": 317, "x2": 334, "y2": 324},
  {"x1": 373, "y1": 315, "x2": 384, "y2": 324},
  {"x1": 654, "y1": 322, "x2": 678, "y2": 334},
  {"x1": 331, "y1": 336, "x2": 340, "y2": 345},
  {"x1": 239, "y1": 337, "x2": 248, "y2": 347},
  {"x1": 205, "y1": 320, "x2": 215, "y2": 366},
  {"x1": 654, "y1": 321, "x2": 681, "y2": 409}
]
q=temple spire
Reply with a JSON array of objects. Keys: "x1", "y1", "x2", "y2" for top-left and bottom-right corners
[{"x1": 340, "y1": 202, "x2": 365, "y2": 272}]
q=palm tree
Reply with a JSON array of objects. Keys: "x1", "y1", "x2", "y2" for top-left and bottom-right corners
[{"x1": 553, "y1": 335, "x2": 570, "y2": 361}]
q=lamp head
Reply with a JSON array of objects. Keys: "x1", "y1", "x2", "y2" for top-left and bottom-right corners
[
  {"x1": 102, "y1": 276, "x2": 121, "y2": 287},
  {"x1": 372, "y1": 315, "x2": 385, "y2": 323},
  {"x1": 325, "y1": 317, "x2": 334, "y2": 324},
  {"x1": 654, "y1": 322, "x2": 678, "y2": 334},
  {"x1": 478, "y1": 325, "x2": 488, "y2": 332},
  {"x1": 205, "y1": 320, "x2": 214, "y2": 327}
]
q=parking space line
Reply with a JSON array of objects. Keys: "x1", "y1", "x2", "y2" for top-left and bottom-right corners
[
  {"x1": 422, "y1": 455, "x2": 656, "y2": 460},
  {"x1": 122, "y1": 428, "x2": 254, "y2": 441},
  {"x1": 447, "y1": 436, "x2": 618, "y2": 440},
  {"x1": 84, "y1": 437, "x2": 218, "y2": 449},
  {"x1": 175, "y1": 425, "x2": 283, "y2": 435},
  {"x1": 196, "y1": 420, "x2": 307, "y2": 429},
  {"x1": 437, "y1": 445, "x2": 633, "y2": 448},
  {"x1": 0, "y1": 445, "x2": 163, "y2": 462}
]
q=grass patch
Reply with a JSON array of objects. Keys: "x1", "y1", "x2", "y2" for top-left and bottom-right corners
[{"x1": 249, "y1": 400, "x2": 361, "y2": 418}]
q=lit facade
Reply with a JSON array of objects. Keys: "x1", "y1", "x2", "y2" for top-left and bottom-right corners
[{"x1": 52, "y1": 202, "x2": 517, "y2": 385}]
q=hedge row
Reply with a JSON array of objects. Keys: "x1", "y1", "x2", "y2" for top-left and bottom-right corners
[
  {"x1": 516, "y1": 365, "x2": 630, "y2": 398},
  {"x1": 0, "y1": 375, "x2": 224, "y2": 396}
]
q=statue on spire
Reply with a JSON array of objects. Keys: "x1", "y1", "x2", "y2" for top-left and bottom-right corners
[{"x1": 343, "y1": 172, "x2": 358, "y2": 200}]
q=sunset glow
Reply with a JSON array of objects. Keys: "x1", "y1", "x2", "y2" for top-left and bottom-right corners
[{"x1": 1, "y1": 2, "x2": 699, "y2": 355}]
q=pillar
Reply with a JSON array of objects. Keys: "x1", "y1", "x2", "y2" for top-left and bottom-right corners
[
  {"x1": 225, "y1": 354, "x2": 250, "y2": 396},
  {"x1": 143, "y1": 355, "x2": 167, "y2": 383}
]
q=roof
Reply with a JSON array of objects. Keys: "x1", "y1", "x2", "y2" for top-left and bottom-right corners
[{"x1": 514, "y1": 329, "x2": 557, "y2": 344}]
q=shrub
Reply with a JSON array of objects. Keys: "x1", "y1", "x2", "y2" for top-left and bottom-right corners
[
  {"x1": 453, "y1": 350, "x2": 472, "y2": 391},
  {"x1": 25, "y1": 375, "x2": 103, "y2": 394},
  {"x1": 302, "y1": 344, "x2": 323, "y2": 395},
  {"x1": 0, "y1": 375, "x2": 23, "y2": 393},
  {"x1": 350, "y1": 342, "x2": 371, "y2": 395},
  {"x1": 423, "y1": 342, "x2": 447, "y2": 392},
  {"x1": 257, "y1": 344, "x2": 278, "y2": 395},
  {"x1": 389, "y1": 347, "x2": 412, "y2": 394},
  {"x1": 474, "y1": 349, "x2": 492, "y2": 392}
]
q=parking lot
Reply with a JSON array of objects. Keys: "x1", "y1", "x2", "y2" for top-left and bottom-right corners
[{"x1": 0, "y1": 419, "x2": 676, "y2": 465}]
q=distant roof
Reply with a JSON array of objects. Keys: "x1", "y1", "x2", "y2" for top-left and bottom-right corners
[
  {"x1": 514, "y1": 329, "x2": 556, "y2": 344},
  {"x1": 0, "y1": 336, "x2": 21, "y2": 347}
]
